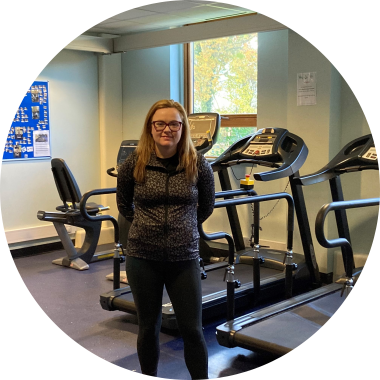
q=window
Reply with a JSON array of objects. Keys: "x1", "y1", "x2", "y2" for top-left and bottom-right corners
[{"x1": 186, "y1": 33, "x2": 258, "y2": 157}]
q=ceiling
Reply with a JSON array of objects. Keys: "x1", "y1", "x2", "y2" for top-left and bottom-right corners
[{"x1": 86, "y1": 1, "x2": 255, "y2": 36}]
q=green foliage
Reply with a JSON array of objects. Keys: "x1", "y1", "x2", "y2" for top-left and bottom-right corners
[
  {"x1": 193, "y1": 34, "x2": 258, "y2": 114},
  {"x1": 193, "y1": 34, "x2": 258, "y2": 157}
]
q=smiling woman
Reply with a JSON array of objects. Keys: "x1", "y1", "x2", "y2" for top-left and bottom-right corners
[{"x1": 151, "y1": 107, "x2": 183, "y2": 158}]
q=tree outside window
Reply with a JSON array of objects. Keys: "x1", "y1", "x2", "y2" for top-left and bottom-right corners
[{"x1": 192, "y1": 34, "x2": 257, "y2": 157}]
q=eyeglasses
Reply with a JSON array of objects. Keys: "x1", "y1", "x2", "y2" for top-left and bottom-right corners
[{"x1": 152, "y1": 120, "x2": 182, "y2": 132}]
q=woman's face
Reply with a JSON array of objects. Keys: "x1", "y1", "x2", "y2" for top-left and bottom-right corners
[{"x1": 151, "y1": 107, "x2": 183, "y2": 155}]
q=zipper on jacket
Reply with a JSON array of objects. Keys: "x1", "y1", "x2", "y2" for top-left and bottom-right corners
[{"x1": 163, "y1": 173, "x2": 170, "y2": 260}]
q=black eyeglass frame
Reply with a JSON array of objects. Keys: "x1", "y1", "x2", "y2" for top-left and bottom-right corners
[{"x1": 151, "y1": 121, "x2": 183, "y2": 132}]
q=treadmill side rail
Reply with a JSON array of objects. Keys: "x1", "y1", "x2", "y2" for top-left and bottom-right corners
[
  {"x1": 100, "y1": 286, "x2": 132, "y2": 311},
  {"x1": 216, "y1": 283, "x2": 342, "y2": 348}
]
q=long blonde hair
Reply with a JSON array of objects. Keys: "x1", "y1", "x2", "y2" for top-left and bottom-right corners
[{"x1": 134, "y1": 99, "x2": 198, "y2": 183}]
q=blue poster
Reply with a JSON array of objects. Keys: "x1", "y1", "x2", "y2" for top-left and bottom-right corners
[{"x1": 3, "y1": 80, "x2": 51, "y2": 161}]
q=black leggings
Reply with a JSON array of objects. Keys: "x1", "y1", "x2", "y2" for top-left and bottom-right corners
[{"x1": 126, "y1": 256, "x2": 208, "y2": 379}]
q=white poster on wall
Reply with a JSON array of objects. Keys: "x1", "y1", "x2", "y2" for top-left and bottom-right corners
[
  {"x1": 33, "y1": 130, "x2": 51, "y2": 157},
  {"x1": 297, "y1": 72, "x2": 317, "y2": 106}
]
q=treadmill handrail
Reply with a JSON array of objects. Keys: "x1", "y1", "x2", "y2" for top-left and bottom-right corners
[
  {"x1": 335, "y1": 165, "x2": 379, "y2": 173},
  {"x1": 81, "y1": 187, "x2": 295, "y2": 268},
  {"x1": 80, "y1": 187, "x2": 258, "y2": 250},
  {"x1": 254, "y1": 140, "x2": 308, "y2": 182},
  {"x1": 221, "y1": 159, "x2": 281, "y2": 169},
  {"x1": 199, "y1": 192, "x2": 295, "y2": 265},
  {"x1": 214, "y1": 188, "x2": 257, "y2": 199},
  {"x1": 198, "y1": 226, "x2": 235, "y2": 266},
  {"x1": 315, "y1": 197, "x2": 380, "y2": 278}
]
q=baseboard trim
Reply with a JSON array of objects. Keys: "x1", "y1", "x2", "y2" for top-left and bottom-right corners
[{"x1": 11, "y1": 241, "x2": 69, "y2": 259}]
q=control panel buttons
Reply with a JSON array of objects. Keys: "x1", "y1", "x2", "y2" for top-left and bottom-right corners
[{"x1": 363, "y1": 147, "x2": 377, "y2": 161}]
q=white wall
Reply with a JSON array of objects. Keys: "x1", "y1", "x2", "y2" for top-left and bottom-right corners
[
  {"x1": 97, "y1": 53, "x2": 123, "y2": 228},
  {"x1": 122, "y1": 46, "x2": 171, "y2": 140},
  {"x1": 285, "y1": 30, "x2": 339, "y2": 273},
  {"x1": 253, "y1": 29, "x2": 289, "y2": 246},
  {"x1": 1, "y1": 50, "x2": 101, "y2": 242}
]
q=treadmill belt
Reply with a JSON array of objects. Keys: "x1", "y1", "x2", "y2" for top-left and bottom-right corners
[
  {"x1": 233, "y1": 290, "x2": 344, "y2": 356},
  {"x1": 291, "y1": 304, "x2": 330, "y2": 326},
  {"x1": 201, "y1": 264, "x2": 279, "y2": 295},
  {"x1": 115, "y1": 263, "x2": 280, "y2": 306}
]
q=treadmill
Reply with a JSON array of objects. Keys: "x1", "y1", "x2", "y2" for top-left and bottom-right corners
[
  {"x1": 215, "y1": 134, "x2": 378, "y2": 355},
  {"x1": 209, "y1": 127, "x2": 321, "y2": 287},
  {"x1": 96, "y1": 127, "x2": 318, "y2": 330}
]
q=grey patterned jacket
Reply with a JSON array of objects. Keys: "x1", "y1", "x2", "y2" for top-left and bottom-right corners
[{"x1": 117, "y1": 151, "x2": 215, "y2": 261}]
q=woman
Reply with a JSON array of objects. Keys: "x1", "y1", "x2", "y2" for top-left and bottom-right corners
[{"x1": 117, "y1": 99, "x2": 215, "y2": 379}]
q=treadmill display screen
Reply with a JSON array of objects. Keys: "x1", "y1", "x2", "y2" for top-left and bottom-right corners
[
  {"x1": 117, "y1": 143, "x2": 138, "y2": 168},
  {"x1": 189, "y1": 117, "x2": 216, "y2": 139}
]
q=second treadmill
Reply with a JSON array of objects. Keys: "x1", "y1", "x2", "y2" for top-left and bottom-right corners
[{"x1": 215, "y1": 134, "x2": 378, "y2": 354}]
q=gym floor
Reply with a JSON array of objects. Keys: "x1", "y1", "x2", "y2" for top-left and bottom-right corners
[{"x1": 13, "y1": 244, "x2": 278, "y2": 379}]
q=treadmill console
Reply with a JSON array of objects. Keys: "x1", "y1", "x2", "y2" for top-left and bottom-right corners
[
  {"x1": 296, "y1": 134, "x2": 378, "y2": 185},
  {"x1": 361, "y1": 146, "x2": 377, "y2": 161},
  {"x1": 116, "y1": 140, "x2": 139, "y2": 170},
  {"x1": 241, "y1": 128, "x2": 283, "y2": 160},
  {"x1": 335, "y1": 134, "x2": 377, "y2": 170},
  {"x1": 188, "y1": 113, "x2": 221, "y2": 155},
  {"x1": 213, "y1": 128, "x2": 308, "y2": 182}
]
